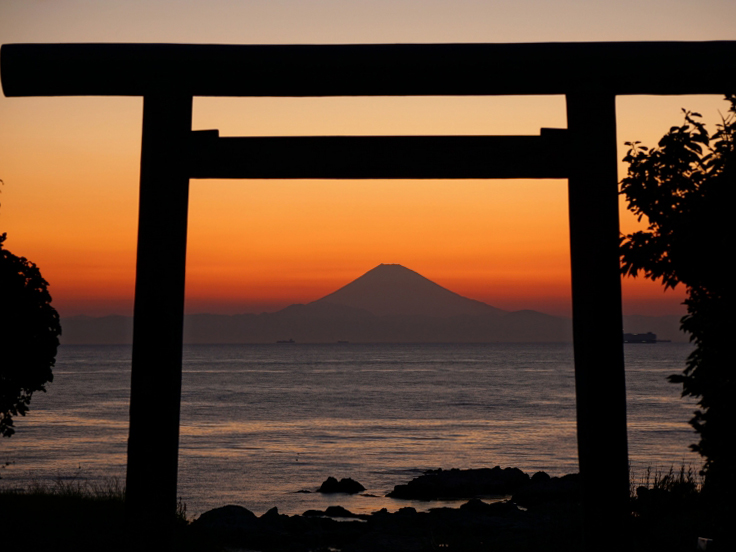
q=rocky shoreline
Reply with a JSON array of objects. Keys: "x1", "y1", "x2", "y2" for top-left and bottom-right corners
[
  {"x1": 2, "y1": 464, "x2": 711, "y2": 551},
  {"x1": 190, "y1": 467, "x2": 582, "y2": 551}
]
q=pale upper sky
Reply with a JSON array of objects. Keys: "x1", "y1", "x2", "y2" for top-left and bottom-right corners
[
  {"x1": 2, "y1": 0, "x2": 735, "y2": 44},
  {"x1": 1, "y1": 0, "x2": 734, "y2": 317}
]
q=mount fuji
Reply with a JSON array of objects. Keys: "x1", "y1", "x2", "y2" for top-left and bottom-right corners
[{"x1": 60, "y1": 264, "x2": 683, "y2": 343}]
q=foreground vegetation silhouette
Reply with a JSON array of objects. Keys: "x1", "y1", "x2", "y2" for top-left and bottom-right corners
[
  {"x1": 0, "y1": 478, "x2": 192, "y2": 552},
  {"x1": 0, "y1": 232, "x2": 61, "y2": 437},
  {"x1": 620, "y1": 94, "x2": 735, "y2": 540},
  {"x1": 0, "y1": 465, "x2": 709, "y2": 552}
]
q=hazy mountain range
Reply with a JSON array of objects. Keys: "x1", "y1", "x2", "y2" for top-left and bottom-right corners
[{"x1": 60, "y1": 263, "x2": 686, "y2": 344}]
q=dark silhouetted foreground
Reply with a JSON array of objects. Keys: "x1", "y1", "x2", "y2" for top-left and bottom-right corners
[
  {"x1": 0, "y1": 232, "x2": 60, "y2": 437},
  {"x1": 2, "y1": 465, "x2": 717, "y2": 551},
  {"x1": 8, "y1": 41, "x2": 735, "y2": 549},
  {"x1": 621, "y1": 94, "x2": 735, "y2": 544}
]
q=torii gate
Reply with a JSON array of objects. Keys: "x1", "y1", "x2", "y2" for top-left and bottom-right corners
[{"x1": 3, "y1": 41, "x2": 735, "y2": 551}]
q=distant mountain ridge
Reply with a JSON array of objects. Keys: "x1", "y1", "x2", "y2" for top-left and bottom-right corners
[
  {"x1": 312, "y1": 263, "x2": 506, "y2": 317},
  {"x1": 59, "y1": 264, "x2": 687, "y2": 344}
]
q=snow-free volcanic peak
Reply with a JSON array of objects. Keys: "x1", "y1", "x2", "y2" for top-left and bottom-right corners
[{"x1": 311, "y1": 264, "x2": 506, "y2": 317}]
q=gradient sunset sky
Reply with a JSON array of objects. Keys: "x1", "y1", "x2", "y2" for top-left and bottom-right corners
[{"x1": 1, "y1": 1, "x2": 734, "y2": 317}]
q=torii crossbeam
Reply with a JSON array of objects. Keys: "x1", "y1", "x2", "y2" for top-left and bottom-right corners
[{"x1": 3, "y1": 41, "x2": 735, "y2": 551}]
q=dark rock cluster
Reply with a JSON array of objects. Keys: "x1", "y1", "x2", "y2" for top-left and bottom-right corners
[
  {"x1": 511, "y1": 471, "x2": 581, "y2": 508},
  {"x1": 387, "y1": 467, "x2": 531, "y2": 499},
  {"x1": 191, "y1": 499, "x2": 580, "y2": 552},
  {"x1": 190, "y1": 468, "x2": 582, "y2": 551},
  {"x1": 318, "y1": 476, "x2": 366, "y2": 494}
]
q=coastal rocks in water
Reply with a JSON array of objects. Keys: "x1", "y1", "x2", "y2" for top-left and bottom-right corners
[
  {"x1": 190, "y1": 485, "x2": 581, "y2": 552},
  {"x1": 387, "y1": 467, "x2": 530, "y2": 500},
  {"x1": 261, "y1": 506, "x2": 282, "y2": 520},
  {"x1": 318, "y1": 476, "x2": 366, "y2": 494},
  {"x1": 303, "y1": 505, "x2": 362, "y2": 519},
  {"x1": 189, "y1": 468, "x2": 583, "y2": 551}
]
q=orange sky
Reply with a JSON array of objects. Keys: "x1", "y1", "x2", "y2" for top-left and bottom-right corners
[{"x1": 1, "y1": 2, "x2": 734, "y2": 318}]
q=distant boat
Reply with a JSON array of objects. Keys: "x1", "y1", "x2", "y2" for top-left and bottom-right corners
[
  {"x1": 623, "y1": 332, "x2": 657, "y2": 343},
  {"x1": 337, "y1": 340, "x2": 349, "y2": 344},
  {"x1": 276, "y1": 338, "x2": 295, "y2": 344}
]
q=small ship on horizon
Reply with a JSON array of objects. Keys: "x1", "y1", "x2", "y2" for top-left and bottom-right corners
[{"x1": 623, "y1": 332, "x2": 670, "y2": 343}]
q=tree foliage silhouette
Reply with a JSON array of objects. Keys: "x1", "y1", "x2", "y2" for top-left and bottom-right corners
[
  {"x1": 0, "y1": 232, "x2": 61, "y2": 437},
  {"x1": 620, "y1": 95, "x2": 734, "y2": 500}
]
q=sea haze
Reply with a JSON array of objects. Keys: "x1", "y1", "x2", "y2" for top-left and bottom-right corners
[{"x1": 0, "y1": 342, "x2": 697, "y2": 517}]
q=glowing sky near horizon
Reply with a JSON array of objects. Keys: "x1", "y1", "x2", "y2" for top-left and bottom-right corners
[{"x1": 1, "y1": 0, "x2": 734, "y2": 317}]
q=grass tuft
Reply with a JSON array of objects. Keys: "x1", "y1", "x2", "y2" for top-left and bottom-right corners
[
  {"x1": 1, "y1": 476, "x2": 196, "y2": 551},
  {"x1": 15, "y1": 474, "x2": 126, "y2": 499},
  {"x1": 631, "y1": 463, "x2": 702, "y2": 498},
  {"x1": 629, "y1": 464, "x2": 713, "y2": 552}
]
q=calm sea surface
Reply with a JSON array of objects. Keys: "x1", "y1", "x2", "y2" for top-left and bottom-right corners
[{"x1": 0, "y1": 343, "x2": 698, "y2": 516}]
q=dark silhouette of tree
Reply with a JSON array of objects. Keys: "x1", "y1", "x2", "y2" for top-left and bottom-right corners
[
  {"x1": 620, "y1": 95, "x2": 735, "y2": 507},
  {"x1": 0, "y1": 232, "x2": 61, "y2": 437}
]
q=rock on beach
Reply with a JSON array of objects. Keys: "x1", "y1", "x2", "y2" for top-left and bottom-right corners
[
  {"x1": 191, "y1": 496, "x2": 576, "y2": 552},
  {"x1": 190, "y1": 467, "x2": 583, "y2": 551},
  {"x1": 318, "y1": 476, "x2": 366, "y2": 494},
  {"x1": 387, "y1": 466, "x2": 531, "y2": 500}
]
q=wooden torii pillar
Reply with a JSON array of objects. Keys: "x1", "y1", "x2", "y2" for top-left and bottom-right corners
[{"x1": 3, "y1": 41, "x2": 735, "y2": 551}]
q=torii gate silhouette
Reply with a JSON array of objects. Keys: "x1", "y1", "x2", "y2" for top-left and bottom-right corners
[{"x1": 3, "y1": 41, "x2": 735, "y2": 551}]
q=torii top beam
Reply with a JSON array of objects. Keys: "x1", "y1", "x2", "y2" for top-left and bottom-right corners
[{"x1": 3, "y1": 41, "x2": 736, "y2": 98}]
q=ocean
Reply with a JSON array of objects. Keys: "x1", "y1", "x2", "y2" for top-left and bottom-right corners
[{"x1": 0, "y1": 342, "x2": 699, "y2": 517}]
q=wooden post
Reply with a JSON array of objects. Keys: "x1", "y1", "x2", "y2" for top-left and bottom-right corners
[
  {"x1": 566, "y1": 92, "x2": 630, "y2": 551},
  {"x1": 125, "y1": 92, "x2": 192, "y2": 544}
]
